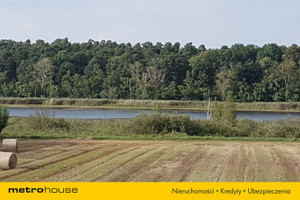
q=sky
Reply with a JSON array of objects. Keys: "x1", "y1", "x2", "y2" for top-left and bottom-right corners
[{"x1": 1, "y1": 0, "x2": 300, "y2": 48}]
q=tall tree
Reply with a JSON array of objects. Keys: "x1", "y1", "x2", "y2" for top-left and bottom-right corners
[
  {"x1": 33, "y1": 58, "x2": 53, "y2": 97},
  {"x1": 277, "y1": 58, "x2": 297, "y2": 101},
  {"x1": 215, "y1": 69, "x2": 238, "y2": 100}
]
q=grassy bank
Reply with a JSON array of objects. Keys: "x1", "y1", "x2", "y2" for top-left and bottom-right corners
[
  {"x1": 0, "y1": 97, "x2": 300, "y2": 112},
  {"x1": 2, "y1": 112, "x2": 300, "y2": 142}
]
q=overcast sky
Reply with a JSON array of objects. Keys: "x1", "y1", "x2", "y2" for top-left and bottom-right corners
[{"x1": 1, "y1": 0, "x2": 299, "y2": 48}]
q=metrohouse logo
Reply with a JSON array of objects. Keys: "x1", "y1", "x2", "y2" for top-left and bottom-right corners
[{"x1": 8, "y1": 187, "x2": 78, "y2": 194}]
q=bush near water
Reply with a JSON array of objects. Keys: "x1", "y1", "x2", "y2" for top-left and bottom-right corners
[{"x1": 2, "y1": 112, "x2": 300, "y2": 139}]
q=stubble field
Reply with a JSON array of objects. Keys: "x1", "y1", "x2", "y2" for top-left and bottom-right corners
[{"x1": 0, "y1": 139, "x2": 299, "y2": 182}]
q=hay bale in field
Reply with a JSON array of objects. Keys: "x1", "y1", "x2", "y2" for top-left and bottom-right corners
[
  {"x1": 0, "y1": 152, "x2": 17, "y2": 170},
  {"x1": 2, "y1": 139, "x2": 18, "y2": 153}
]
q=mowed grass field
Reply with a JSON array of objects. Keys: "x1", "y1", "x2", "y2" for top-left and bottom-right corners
[{"x1": 0, "y1": 139, "x2": 300, "y2": 182}]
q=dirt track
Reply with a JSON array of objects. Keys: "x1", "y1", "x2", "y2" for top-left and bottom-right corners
[{"x1": 0, "y1": 139, "x2": 299, "y2": 182}]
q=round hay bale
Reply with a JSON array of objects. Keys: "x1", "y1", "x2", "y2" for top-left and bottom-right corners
[
  {"x1": 2, "y1": 139, "x2": 18, "y2": 153},
  {"x1": 0, "y1": 152, "x2": 17, "y2": 170}
]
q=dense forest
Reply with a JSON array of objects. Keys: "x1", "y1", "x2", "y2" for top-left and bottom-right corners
[{"x1": 0, "y1": 38, "x2": 299, "y2": 102}]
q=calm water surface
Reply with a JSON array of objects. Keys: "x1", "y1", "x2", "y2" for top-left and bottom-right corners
[{"x1": 8, "y1": 107, "x2": 300, "y2": 121}]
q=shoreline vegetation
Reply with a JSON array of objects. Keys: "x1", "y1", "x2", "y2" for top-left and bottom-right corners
[
  {"x1": 0, "y1": 97, "x2": 300, "y2": 112},
  {"x1": 1, "y1": 98, "x2": 299, "y2": 142},
  {"x1": 1, "y1": 110, "x2": 300, "y2": 142}
]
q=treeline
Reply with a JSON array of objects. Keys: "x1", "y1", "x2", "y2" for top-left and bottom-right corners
[{"x1": 0, "y1": 38, "x2": 299, "y2": 102}]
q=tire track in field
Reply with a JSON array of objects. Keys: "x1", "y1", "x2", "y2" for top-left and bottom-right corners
[
  {"x1": 269, "y1": 146, "x2": 300, "y2": 181},
  {"x1": 285, "y1": 146, "x2": 300, "y2": 173},
  {"x1": 215, "y1": 145, "x2": 237, "y2": 182},
  {"x1": 17, "y1": 140, "x2": 78, "y2": 153},
  {"x1": 36, "y1": 143, "x2": 140, "y2": 182},
  {"x1": 0, "y1": 142, "x2": 121, "y2": 181},
  {"x1": 216, "y1": 144, "x2": 250, "y2": 182},
  {"x1": 40, "y1": 143, "x2": 142, "y2": 181},
  {"x1": 129, "y1": 143, "x2": 199, "y2": 182},
  {"x1": 0, "y1": 149, "x2": 83, "y2": 180},
  {"x1": 67, "y1": 144, "x2": 157, "y2": 182},
  {"x1": 165, "y1": 146, "x2": 209, "y2": 182},
  {"x1": 0, "y1": 142, "x2": 101, "y2": 174},
  {"x1": 91, "y1": 147, "x2": 158, "y2": 181},
  {"x1": 0, "y1": 142, "x2": 129, "y2": 182},
  {"x1": 183, "y1": 143, "x2": 241, "y2": 182},
  {"x1": 242, "y1": 144, "x2": 256, "y2": 181},
  {"x1": 19, "y1": 141, "x2": 105, "y2": 162},
  {"x1": 1, "y1": 150, "x2": 105, "y2": 181},
  {"x1": 99, "y1": 144, "x2": 174, "y2": 182},
  {"x1": 0, "y1": 140, "x2": 52, "y2": 153},
  {"x1": 251, "y1": 145, "x2": 285, "y2": 182},
  {"x1": 17, "y1": 142, "x2": 84, "y2": 165},
  {"x1": 19, "y1": 150, "x2": 66, "y2": 166},
  {"x1": 181, "y1": 144, "x2": 229, "y2": 181}
]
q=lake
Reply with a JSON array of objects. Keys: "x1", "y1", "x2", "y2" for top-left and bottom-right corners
[{"x1": 7, "y1": 107, "x2": 300, "y2": 121}]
